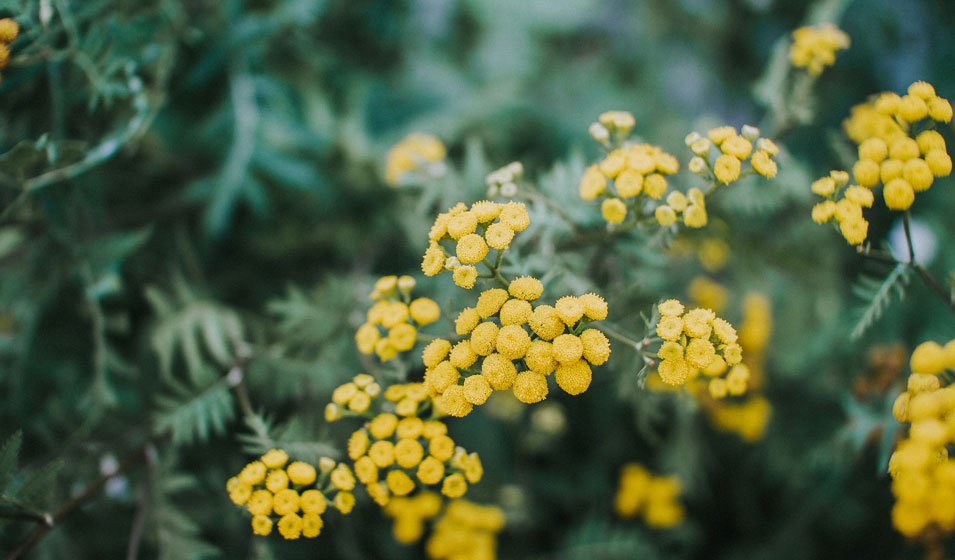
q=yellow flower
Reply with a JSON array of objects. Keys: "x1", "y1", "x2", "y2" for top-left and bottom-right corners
[
  {"x1": 721, "y1": 135, "x2": 752, "y2": 159},
  {"x1": 656, "y1": 205, "x2": 677, "y2": 226},
  {"x1": 658, "y1": 299, "x2": 684, "y2": 316},
  {"x1": 287, "y1": 461, "x2": 317, "y2": 486},
  {"x1": 708, "y1": 126, "x2": 736, "y2": 145},
  {"x1": 683, "y1": 204, "x2": 707, "y2": 228},
  {"x1": 682, "y1": 308, "x2": 714, "y2": 338},
  {"x1": 554, "y1": 296, "x2": 585, "y2": 326},
  {"x1": 262, "y1": 449, "x2": 289, "y2": 469},
  {"x1": 380, "y1": 302, "x2": 409, "y2": 329},
  {"x1": 615, "y1": 169, "x2": 644, "y2": 198},
  {"x1": 580, "y1": 329, "x2": 611, "y2": 365},
  {"x1": 330, "y1": 464, "x2": 356, "y2": 491},
  {"x1": 421, "y1": 338, "x2": 452, "y2": 369},
  {"x1": 300, "y1": 489, "x2": 327, "y2": 515},
  {"x1": 441, "y1": 473, "x2": 468, "y2": 498},
  {"x1": 928, "y1": 97, "x2": 953, "y2": 122},
  {"x1": 554, "y1": 359, "x2": 592, "y2": 395},
  {"x1": 471, "y1": 200, "x2": 502, "y2": 222},
  {"x1": 525, "y1": 340, "x2": 556, "y2": 375},
  {"x1": 302, "y1": 513, "x2": 323, "y2": 538},
  {"x1": 437, "y1": 385, "x2": 473, "y2": 417},
  {"x1": 251, "y1": 514, "x2": 273, "y2": 536},
  {"x1": 883, "y1": 178, "x2": 915, "y2": 210},
  {"x1": 469, "y1": 321, "x2": 500, "y2": 356},
  {"x1": 643, "y1": 174, "x2": 667, "y2": 199},
  {"x1": 711, "y1": 318, "x2": 738, "y2": 344},
  {"x1": 726, "y1": 364, "x2": 750, "y2": 395},
  {"x1": 811, "y1": 176, "x2": 837, "y2": 196},
  {"x1": 844, "y1": 185, "x2": 874, "y2": 207},
  {"x1": 422, "y1": 420, "x2": 447, "y2": 439},
  {"x1": 355, "y1": 323, "x2": 379, "y2": 355},
  {"x1": 266, "y1": 469, "x2": 289, "y2": 493},
  {"x1": 685, "y1": 337, "x2": 716, "y2": 369},
  {"x1": 481, "y1": 353, "x2": 518, "y2": 390},
  {"x1": 512, "y1": 371, "x2": 549, "y2": 403},
  {"x1": 247, "y1": 489, "x2": 273, "y2": 516},
  {"x1": 709, "y1": 377, "x2": 728, "y2": 398},
  {"x1": 463, "y1": 453, "x2": 484, "y2": 483},
  {"x1": 395, "y1": 438, "x2": 425, "y2": 469},
  {"x1": 579, "y1": 165, "x2": 608, "y2": 199},
  {"x1": 429, "y1": 434, "x2": 456, "y2": 462},
  {"x1": 751, "y1": 150, "x2": 778, "y2": 178},
  {"x1": 925, "y1": 149, "x2": 953, "y2": 176},
  {"x1": 496, "y1": 325, "x2": 532, "y2": 359},
  {"x1": 578, "y1": 293, "x2": 608, "y2": 321},
  {"x1": 417, "y1": 456, "x2": 446, "y2": 485},
  {"x1": 476, "y1": 288, "x2": 508, "y2": 318},
  {"x1": 599, "y1": 150, "x2": 627, "y2": 178},
  {"x1": 409, "y1": 298, "x2": 440, "y2": 325},
  {"x1": 499, "y1": 298, "x2": 533, "y2": 326},
  {"x1": 509, "y1": 276, "x2": 543, "y2": 301},
  {"x1": 499, "y1": 201, "x2": 530, "y2": 231},
  {"x1": 658, "y1": 359, "x2": 689, "y2": 386},
  {"x1": 529, "y1": 304, "x2": 565, "y2": 340},
  {"x1": 0, "y1": 18, "x2": 20, "y2": 44},
  {"x1": 903, "y1": 159, "x2": 934, "y2": 191},
  {"x1": 713, "y1": 154, "x2": 741, "y2": 184},
  {"x1": 228, "y1": 480, "x2": 252, "y2": 505},
  {"x1": 421, "y1": 243, "x2": 444, "y2": 276},
  {"x1": 656, "y1": 316, "x2": 683, "y2": 341},
  {"x1": 369, "y1": 440, "x2": 396, "y2": 468},
  {"x1": 910, "y1": 341, "x2": 947, "y2": 375},
  {"x1": 324, "y1": 403, "x2": 341, "y2": 422},
  {"x1": 348, "y1": 430, "x2": 370, "y2": 461},
  {"x1": 485, "y1": 222, "x2": 515, "y2": 250},
  {"x1": 384, "y1": 133, "x2": 446, "y2": 187},
  {"x1": 273, "y1": 488, "x2": 301, "y2": 516},
  {"x1": 388, "y1": 323, "x2": 417, "y2": 352},
  {"x1": 447, "y1": 212, "x2": 478, "y2": 239},
  {"x1": 463, "y1": 374, "x2": 493, "y2": 405},
  {"x1": 452, "y1": 265, "x2": 478, "y2": 289},
  {"x1": 427, "y1": 361, "x2": 460, "y2": 394},
  {"x1": 898, "y1": 95, "x2": 929, "y2": 122},
  {"x1": 455, "y1": 307, "x2": 481, "y2": 335},
  {"x1": 354, "y1": 456, "x2": 379, "y2": 485},
  {"x1": 334, "y1": 491, "x2": 355, "y2": 514},
  {"x1": 789, "y1": 23, "x2": 850, "y2": 75},
  {"x1": 456, "y1": 233, "x2": 489, "y2": 264},
  {"x1": 449, "y1": 340, "x2": 478, "y2": 369},
  {"x1": 601, "y1": 198, "x2": 628, "y2": 224},
  {"x1": 239, "y1": 461, "x2": 267, "y2": 485}
]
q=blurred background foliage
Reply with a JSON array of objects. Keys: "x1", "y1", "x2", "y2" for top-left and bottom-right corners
[{"x1": 1, "y1": 0, "x2": 955, "y2": 558}]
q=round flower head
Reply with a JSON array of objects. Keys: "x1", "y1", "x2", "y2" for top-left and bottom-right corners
[
  {"x1": 427, "y1": 361, "x2": 460, "y2": 394},
  {"x1": 509, "y1": 276, "x2": 543, "y2": 301},
  {"x1": 910, "y1": 341, "x2": 947, "y2": 375},
  {"x1": 552, "y1": 333, "x2": 584, "y2": 364},
  {"x1": 925, "y1": 149, "x2": 953, "y2": 176},
  {"x1": 266, "y1": 469, "x2": 290, "y2": 493},
  {"x1": 277, "y1": 512, "x2": 304, "y2": 539},
  {"x1": 524, "y1": 340, "x2": 557, "y2": 375},
  {"x1": 656, "y1": 205, "x2": 677, "y2": 226},
  {"x1": 331, "y1": 464, "x2": 356, "y2": 491},
  {"x1": 555, "y1": 359, "x2": 592, "y2": 395},
  {"x1": 482, "y1": 353, "x2": 518, "y2": 390},
  {"x1": 252, "y1": 515, "x2": 273, "y2": 536},
  {"x1": 845, "y1": 185, "x2": 874, "y2": 207},
  {"x1": 449, "y1": 340, "x2": 478, "y2": 369},
  {"x1": 262, "y1": 449, "x2": 289, "y2": 469},
  {"x1": 396, "y1": 417, "x2": 424, "y2": 439},
  {"x1": 409, "y1": 298, "x2": 440, "y2": 325},
  {"x1": 429, "y1": 435, "x2": 456, "y2": 462},
  {"x1": 452, "y1": 265, "x2": 478, "y2": 289},
  {"x1": 499, "y1": 201, "x2": 530, "y2": 231},
  {"x1": 422, "y1": 338, "x2": 452, "y2": 368},
  {"x1": 903, "y1": 159, "x2": 934, "y2": 191},
  {"x1": 463, "y1": 374, "x2": 493, "y2": 405},
  {"x1": 229, "y1": 481, "x2": 252, "y2": 505},
  {"x1": 578, "y1": 293, "x2": 608, "y2": 321},
  {"x1": 273, "y1": 488, "x2": 301, "y2": 516},
  {"x1": 682, "y1": 308, "x2": 715, "y2": 338},
  {"x1": 455, "y1": 307, "x2": 481, "y2": 335},
  {"x1": 476, "y1": 288, "x2": 509, "y2": 318},
  {"x1": 711, "y1": 318, "x2": 738, "y2": 344},
  {"x1": 456, "y1": 234, "x2": 489, "y2": 264},
  {"x1": 666, "y1": 191, "x2": 688, "y2": 212},
  {"x1": 708, "y1": 126, "x2": 736, "y2": 145},
  {"x1": 928, "y1": 97, "x2": 953, "y2": 122},
  {"x1": 898, "y1": 95, "x2": 928, "y2": 122},
  {"x1": 442, "y1": 473, "x2": 468, "y2": 498},
  {"x1": 421, "y1": 243, "x2": 444, "y2": 276},
  {"x1": 658, "y1": 299, "x2": 684, "y2": 317},
  {"x1": 369, "y1": 441, "x2": 396, "y2": 468},
  {"x1": 721, "y1": 135, "x2": 753, "y2": 159},
  {"x1": 751, "y1": 151, "x2": 778, "y2": 178},
  {"x1": 656, "y1": 316, "x2": 684, "y2": 341},
  {"x1": 883, "y1": 178, "x2": 914, "y2": 210},
  {"x1": 348, "y1": 430, "x2": 370, "y2": 460},
  {"x1": 658, "y1": 358, "x2": 689, "y2": 386},
  {"x1": 713, "y1": 154, "x2": 741, "y2": 184},
  {"x1": 447, "y1": 212, "x2": 478, "y2": 239},
  {"x1": 658, "y1": 341, "x2": 683, "y2": 361},
  {"x1": 469, "y1": 321, "x2": 500, "y2": 356},
  {"x1": 579, "y1": 165, "x2": 608, "y2": 199},
  {"x1": 529, "y1": 304, "x2": 566, "y2": 341},
  {"x1": 496, "y1": 324, "x2": 532, "y2": 359},
  {"x1": 417, "y1": 456, "x2": 445, "y2": 485},
  {"x1": 471, "y1": 200, "x2": 502, "y2": 222},
  {"x1": 600, "y1": 150, "x2": 627, "y2": 178},
  {"x1": 499, "y1": 298, "x2": 533, "y2": 325},
  {"x1": 0, "y1": 18, "x2": 20, "y2": 43},
  {"x1": 643, "y1": 174, "x2": 667, "y2": 199},
  {"x1": 811, "y1": 176, "x2": 836, "y2": 196},
  {"x1": 512, "y1": 371, "x2": 549, "y2": 404},
  {"x1": 685, "y1": 337, "x2": 717, "y2": 369},
  {"x1": 247, "y1": 489, "x2": 273, "y2": 516},
  {"x1": 602, "y1": 198, "x2": 627, "y2": 224},
  {"x1": 353, "y1": 456, "x2": 378, "y2": 485},
  {"x1": 555, "y1": 296, "x2": 585, "y2": 325},
  {"x1": 395, "y1": 438, "x2": 425, "y2": 469},
  {"x1": 683, "y1": 205, "x2": 707, "y2": 228},
  {"x1": 485, "y1": 222, "x2": 515, "y2": 250},
  {"x1": 287, "y1": 461, "x2": 317, "y2": 485},
  {"x1": 389, "y1": 323, "x2": 417, "y2": 351},
  {"x1": 334, "y1": 491, "x2": 355, "y2": 514},
  {"x1": 302, "y1": 513, "x2": 323, "y2": 538},
  {"x1": 437, "y1": 385, "x2": 473, "y2": 417},
  {"x1": 580, "y1": 329, "x2": 611, "y2": 365},
  {"x1": 615, "y1": 169, "x2": 644, "y2": 198},
  {"x1": 381, "y1": 302, "x2": 409, "y2": 329},
  {"x1": 355, "y1": 323, "x2": 379, "y2": 354},
  {"x1": 239, "y1": 461, "x2": 267, "y2": 485}
]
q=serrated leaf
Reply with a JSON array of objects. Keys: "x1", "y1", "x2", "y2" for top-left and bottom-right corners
[
  {"x1": 16, "y1": 459, "x2": 63, "y2": 508},
  {"x1": 850, "y1": 263, "x2": 911, "y2": 340},
  {"x1": 154, "y1": 378, "x2": 235, "y2": 445},
  {"x1": 0, "y1": 430, "x2": 23, "y2": 493}
]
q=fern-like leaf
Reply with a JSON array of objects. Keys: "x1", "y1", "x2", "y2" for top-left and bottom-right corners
[
  {"x1": 559, "y1": 517, "x2": 659, "y2": 560},
  {"x1": 0, "y1": 430, "x2": 22, "y2": 494},
  {"x1": 154, "y1": 376, "x2": 235, "y2": 445},
  {"x1": 850, "y1": 263, "x2": 911, "y2": 340}
]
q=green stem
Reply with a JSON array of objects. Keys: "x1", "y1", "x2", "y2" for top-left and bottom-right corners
[
  {"x1": 593, "y1": 323, "x2": 647, "y2": 351},
  {"x1": 902, "y1": 211, "x2": 916, "y2": 264}
]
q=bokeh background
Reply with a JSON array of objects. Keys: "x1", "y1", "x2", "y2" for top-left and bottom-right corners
[{"x1": 2, "y1": 0, "x2": 955, "y2": 558}]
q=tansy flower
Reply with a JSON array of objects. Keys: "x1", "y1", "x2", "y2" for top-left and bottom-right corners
[
  {"x1": 262, "y1": 449, "x2": 289, "y2": 469},
  {"x1": 499, "y1": 298, "x2": 533, "y2": 326},
  {"x1": 437, "y1": 385, "x2": 473, "y2": 417},
  {"x1": 512, "y1": 371, "x2": 549, "y2": 403},
  {"x1": 287, "y1": 462, "x2": 317, "y2": 485},
  {"x1": 456, "y1": 234, "x2": 489, "y2": 264},
  {"x1": 442, "y1": 473, "x2": 468, "y2": 498},
  {"x1": 485, "y1": 222, "x2": 515, "y2": 250},
  {"x1": 476, "y1": 289, "x2": 509, "y2": 318},
  {"x1": 251, "y1": 515, "x2": 273, "y2": 536},
  {"x1": 463, "y1": 374, "x2": 493, "y2": 404},
  {"x1": 300, "y1": 490, "x2": 327, "y2": 515},
  {"x1": 452, "y1": 265, "x2": 478, "y2": 289},
  {"x1": 508, "y1": 276, "x2": 543, "y2": 301},
  {"x1": 555, "y1": 360, "x2": 592, "y2": 395},
  {"x1": 529, "y1": 305, "x2": 565, "y2": 340}
]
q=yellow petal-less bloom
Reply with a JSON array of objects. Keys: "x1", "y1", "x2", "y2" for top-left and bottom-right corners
[
  {"x1": 554, "y1": 296, "x2": 585, "y2": 325},
  {"x1": 229, "y1": 481, "x2": 252, "y2": 505},
  {"x1": 656, "y1": 205, "x2": 677, "y2": 226},
  {"x1": 266, "y1": 469, "x2": 289, "y2": 493},
  {"x1": 925, "y1": 149, "x2": 953, "y2": 176},
  {"x1": 658, "y1": 299, "x2": 684, "y2": 316},
  {"x1": 369, "y1": 441, "x2": 396, "y2": 468},
  {"x1": 456, "y1": 234, "x2": 489, "y2": 264},
  {"x1": 348, "y1": 430, "x2": 370, "y2": 460},
  {"x1": 429, "y1": 435, "x2": 456, "y2": 462},
  {"x1": 683, "y1": 204, "x2": 707, "y2": 228},
  {"x1": 354, "y1": 456, "x2": 378, "y2": 485},
  {"x1": 247, "y1": 490, "x2": 273, "y2": 516},
  {"x1": 601, "y1": 198, "x2": 627, "y2": 224},
  {"x1": 421, "y1": 243, "x2": 444, "y2": 276},
  {"x1": 437, "y1": 385, "x2": 473, "y2": 417},
  {"x1": 471, "y1": 200, "x2": 502, "y2": 222},
  {"x1": 469, "y1": 321, "x2": 499, "y2": 356},
  {"x1": 481, "y1": 353, "x2": 518, "y2": 390},
  {"x1": 525, "y1": 340, "x2": 556, "y2": 375},
  {"x1": 334, "y1": 491, "x2": 355, "y2": 514},
  {"x1": 659, "y1": 358, "x2": 690, "y2": 386},
  {"x1": 463, "y1": 374, "x2": 493, "y2": 404},
  {"x1": 509, "y1": 276, "x2": 543, "y2": 301},
  {"x1": 455, "y1": 307, "x2": 481, "y2": 335},
  {"x1": 262, "y1": 449, "x2": 289, "y2": 469},
  {"x1": 300, "y1": 489, "x2": 327, "y2": 515},
  {"x1": 422, "y1": 339, "x2": 452, "y2": 368},
  {"x1": 580, "y1": 329, "x2": 611, "y2": 365},
  {"x1": 427, "y1": 361, "x2": 460, "y2": 394},
  {"x1": 409, "y1": 298, "x2": 440, "y2": 325},
  {"x1": 910, "y1": 341, "x2": 947, "y2": 375},
  {"x1": 417, "y1": 456, "x2": 445, "y2": 485},
  {"x1": 447, "y1": 212, "x2": 478, "y2": 240},
  {"x1": 355, "y1": 323, "x2": 379, "y2": 354},
  {"x1": 512, "y1": 371, "x2": 549, "y2": 403},
  {"x1": 751, "y1": 150, "x2": 778, "y2": 178},
  {"x1": 239, "y1": 461, "x2": 267, "y2": 485},
  {"x1": 615, "y1": 169, "x2": 644, "y2": 198},
  {"x1": 395, "y1": 438, "x2": 425, "y2": 469},
  {"x1": 721, "y1": 135, "x2": 752, "y2": 159},
  {"x1": 330, "y1": 464, "x2": 356, "y2": 491},
  {"x1": 476, "y1": 288, "x2": 509, "y2": 318},
  {"x1": 496, "y1": 325, "x2": 532, "y2": 359},
  {"x1": 555, "y1": 359, "x2": 592, "y2": 395},
  {"x1": 578, "y1": 293, "x2": 608, "y2": 321},
  {"x1": 656, "y1": 316, "x2": 683, "y2": 341},
  {"x1": 441, "y1": 473, "x2": 468, "y2": 498},
  {"x1": 903, "y1": 159, "x2": 934, "y2": 191},
  {"x1": 388, "y1": 323, "x2": 417, "y2": 351},
  {"x1": 422, "y1": 420, "x2": 447, "y2": 439},
  {"x1": 883, "y1": 178, "x2": 915, "y2": 210},
  {"x1": 251, "y1": 514, "x2": 273, "y2": 536},
  {"x1": 287, "y1": 461, "x2": 317, "y2": 485},
  {"x1": 485, "y1": 222, "x2": 515, "y2": 250},
  {"x1": 449, "y1": 341, "x2": 478, "y2": 369},
  {"x1": 713, "y1": 154, "x2": 741, "y2": 184},
  {"x1": 499, "y1": 201, "x2": 530, "y2": 232},
  {"x1": 452, "y1": 265, "x2": 478, "y2": 289},
  {"x1": 302, "y1": 513, "x2": 323, "y2": 538},
  {"x1": 273, "y1": 488, "x2": 301, "y2": 516},
  {"x1": 643, "y1": 174, "x2": 667, "y2": 199},
  {"x1": 579, "y1": 165, "x2": 608, "y2": 199},
  {"x1": 529, "y1": 304, "x2": 565, "y2": 340},
  {"x1": 552, "y1": 333, "x2": 584, "y2": 364},
  {"x1": 708, "y1": 126, "x2": 736, "y2": 145},
  {"x1": 499, "y1": 298, "x2": 533, "y2": 325}
]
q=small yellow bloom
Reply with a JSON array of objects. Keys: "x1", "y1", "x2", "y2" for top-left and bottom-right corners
[
  {"x1": 334, "y1": 491, "x2": 355, "y2": 514},
  {"x1": 508, "y1": 276, "x2": 544, "y2": 301},
  {"x1": 713, "y1": 154, "x2": 741, "y2": 184},
  {"x1": 441, "y1": 473, "x2": 468, "y2": 498},
  {"x1": 579, "y1": 165, "x2": 608, "y2": 199},
  {"x1": 300, "y1": 489, "x2": 328, "y2": 515},
  {"x1": 395, "y1": 438, "x2": 425, "y2": 469},
  {"x1": 251, "y1": 514, "x2": 273, "y2": 536},
  {"x1": 485, "y1": 222, "x2": 515, "y2": 250},
  {"x1": 496, "y1": 324, "x2": 532, "y2": 360},
  {"x1": 499, "y1": 201, "x2": 530, "y2": 231},
  {"x1": 601, "y1": 198, "x2": 628, "y2": 224},
  {"x1": 261, "y1": 449, "x2": 289, "y2": 469},
  {"x1": 512, "y1": 371, "x2": 549, "y2": 403},
  {"x1": 580, "y1": 329, "x2": 611, "y2": 366},
  {"x1": 409, "y1": 298, "x2": 440, "y2": 325},
  {"x1": 421, "y1": 243, "x2": 444, "y2": 276},
  {"x1": 452, "y1": 265, "x2": 478, "y2": 289},
  {"x1": 615, "y1": 169, "x2": 644, "y2": 198},
  {"x1": 463, "y1": 374, "x2": 493, "y2": 405},
  {"x1": 239, "y1": 461, "x2": 267, "y2": 485},
  {"x1": 273, "y1": 488, "x2": 301, "y2": 516},
  {"x1": 481, "y1": 353, "x2": 518, "y2": 390},
  {"x1": 287, "y1": 461, "x2": 317, "y2": 486},
  {"x1": 554, "y1": 359, "x2": 592, "y2": 395},
  {"x1": 447, "y1": 212, "x2": 478, "y2": 239},
  {"x1": 883, "y1": 178, "x2": 915, "y2": 210},
  {"x1": 437, "y1": 385, "x2": 473, "y2": 417},
  {"x1": 529, "y1": 304, "x2": 566, "y2": 340},
  {"x1": 417, "y1": 456, "x2": 445, "y2": 485},
  {"x1": 469, "y1": 321, "x2": 500, "y2": 356},
  {"x1": 455, "y1": 307, "x2": 481, "y2": 335},
  {"x1": 499, "y1": 298, "x2": 533, "y2": 326},
  {"x1": 247, "y1": 489, "x2": 273, "y2": 516},
  {"x1": 658, "y1": 358, "x2": 689, "y2": 386}
]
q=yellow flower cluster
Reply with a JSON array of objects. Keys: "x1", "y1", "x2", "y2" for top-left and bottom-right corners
[
  {"x1": 355, "y1": 275, "x2": 440, "y2": 361},
  {"x1": 383, "y1": 492, "x2": 444, "y2": 543},
  {"x1": 325, "y1": 373, "x2": 383, "y2": 420},
  {"x1": 423, "y1": 280, "x2": 610, "y2": 417},
  {"x1": 226, "y1": 449, "x2": 355, "y2": 539},
  {"x1": 685, "y1": 125, "x2": 779, "y2": 185},
  {"x1": 578, "y1": 111, "x2": 680, "y2": 225},
  {"x1": 385, "y1": 132, "x2": 447, "y2": 187},
  {"x1": 653, "y1": 187, "x2": 707, "y2": 229},
  {"x1": 889, "y1": 339, "x2": 955, "y2": 537},
  {"x1": 346, "y1": 413, "x2": 483, "y2": 507},
  {"x1": 655, "y1": 299, "x2": 747, "y2": 397},
  {"x1": 422, "y1": 201, "x2": 530, "y2": 289},
  {"x1": 589, "y1": 110, "x2": 637, "y2": 145},
  {"x1": 809, "y1": 170, "x2": 870, "y2": 245},
  {"x1": 614, "y1": 463, "x2": 685, "y2": 528},
  {"x1": 0, "y1": 18, "x2": 18, "y2": 84},
  {"x1": 425, "y1": 500, "x2": 505, "y2": 560},
  {"x1": 817, "y1": 81, "x2": 953, "y2": 244},
  {"x1": 788, "y1": 23, "x2": 850, "y2": 76}
]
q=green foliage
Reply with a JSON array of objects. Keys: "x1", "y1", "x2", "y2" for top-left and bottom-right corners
[
  {"x1": 154, "y1": 374, "x2": 235, "y2": 445},
  {"x1": 850, "y1": 263, "x2": 912, "y2": 340}
]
